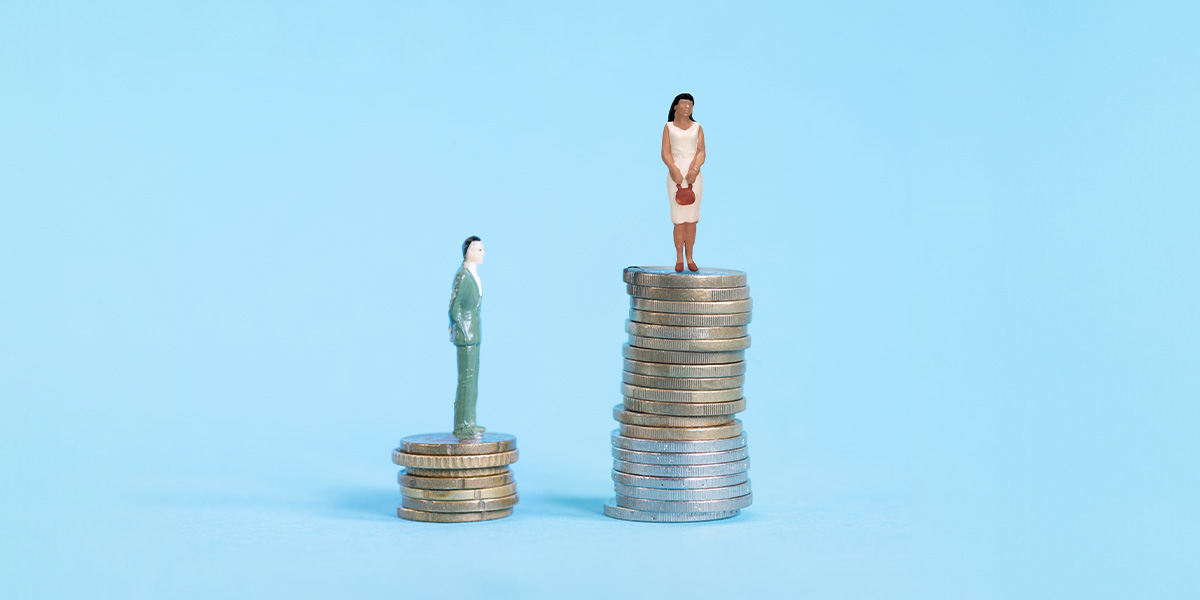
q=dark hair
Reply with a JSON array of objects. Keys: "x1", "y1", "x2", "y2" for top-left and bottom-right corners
[
  {"x1": 667, "y1": 93, "x2": 696, "y2": 122},
  {"x1": 462, "y1": 235, "x2": 482, "y2": 258}
]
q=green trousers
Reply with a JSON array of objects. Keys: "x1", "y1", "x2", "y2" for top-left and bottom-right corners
[{"x1": 454, "y1": 344, "x2": 480, "y2": 431}]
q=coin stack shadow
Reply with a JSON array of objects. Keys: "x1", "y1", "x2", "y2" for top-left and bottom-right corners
[
  {"x1": 392, "y1": 433, "x2": 519, "y2": 523},
  {"x1": 604, "y1": 266, "x2": 753, "y2": 522}
]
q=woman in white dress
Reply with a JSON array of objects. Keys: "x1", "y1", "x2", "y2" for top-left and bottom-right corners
[{"x1": 661, "y1": 93, "x2": 706, "y2": 272}]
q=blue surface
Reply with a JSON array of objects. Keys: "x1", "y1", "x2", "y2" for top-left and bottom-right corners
[{"x1": 2, "y1": 2, "x2": 1197, "y2": 598}]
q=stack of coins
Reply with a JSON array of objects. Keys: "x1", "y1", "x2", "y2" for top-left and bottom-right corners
[
  {"x1": 604, "y1": 266, "x2": 753, "y2": 522},
  {"x1": 392, "y1": 433, "x2": 519, "y2": 522}
]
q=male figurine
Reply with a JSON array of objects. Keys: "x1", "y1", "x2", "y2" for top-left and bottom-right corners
[{"x1": 449, "y1": 236, "x2": 486, "y2": 438}]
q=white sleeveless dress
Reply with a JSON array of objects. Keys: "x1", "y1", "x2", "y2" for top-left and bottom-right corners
[{"x1": 666, "y1": 121, "x2": 702, "y2": 224}]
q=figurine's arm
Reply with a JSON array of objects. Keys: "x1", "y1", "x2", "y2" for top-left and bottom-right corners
[
  {"x1": 662, "y1": 125, "x2": 683, "y2": 186},
  {"x1": 685, "y1": 126, "x2": 706, "y2": 186},
  {"x1": 449, "y1": 272, "x2": 469, "y2": 335}
]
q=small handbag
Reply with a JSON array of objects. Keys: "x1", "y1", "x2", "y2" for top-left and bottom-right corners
[{"x1": 675, "y1": 183, "x2": 696, "y2": 206}]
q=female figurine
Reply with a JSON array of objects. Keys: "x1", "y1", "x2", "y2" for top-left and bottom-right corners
[{"x1": 661, "y1": 93, "x2": 706, "y2": 272}]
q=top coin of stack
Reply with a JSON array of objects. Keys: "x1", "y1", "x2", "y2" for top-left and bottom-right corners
[
  {"x1": 392, "y1": 432, "x2": 520, "y2": 522},
  {"x1": 606, "y1": 267, "x2": 753, "y2": 522}
]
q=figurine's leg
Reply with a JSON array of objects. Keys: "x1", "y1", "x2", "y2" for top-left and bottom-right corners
[
  {"x1": 673, "y1": 224, "x2": 685, "y2": 271},
  {"x1": 684, "y1": 222, "x2": 698, "y2": 271},
  {"x1": 453, "y1": 344, "x2": 481, "y2": 437}
]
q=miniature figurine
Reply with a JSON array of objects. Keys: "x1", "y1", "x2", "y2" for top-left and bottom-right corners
[
  {"x1": 661, "y1": 93, "x2": 706, "y2": 272},
  {"x1": 449, "y1": 236, "x2": 486, "y2": 438}
]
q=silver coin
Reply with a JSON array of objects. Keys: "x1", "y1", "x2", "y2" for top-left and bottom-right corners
[
  {"x1": 623, "y1": 344, "x2": 744, "y2": 365},
  {"x1": 626, "y1": 321, "x2": 748, "y2": 340},
  {"x1": 631, "y1": 298, "x2": 753, "y2": 315},
  {"x1": 612, "y1": 405, "x2": 734, "y2": 428},
  {"x1": 603, "y1": 498, "x2": 741, "y2": 522},
  {"x1": 611, "y1": 470, "x2": 749, "y2": 489},
  {"x1": 611, "y1": 431, "x2": 748, "y2": 453},
  {"x1": 399, "y1": 432, "x2": 517, "y2": 456},
  {"x1": 629, "y1": 309, "x2": 752, "y2": 327},
  {"x1": 615, "y1": 492, "x2": 752, "y2": 513},
  {"x1": 614, "y1": 481, "x2": 752, "y2": 501},
  {"x1": 623, "y1": 371, "x2": 745, "y2": 391},
  {"x1": 623, "y1": 266, "x2": 747, "y2": 289},
  {"x1": 621, "y1": 383, "x2": 742, "y2": 403},
  {"x1": 627, "y1": 284, "x2": 750, "y2": 302},
  {"x1": 613, "y1": 458, "x2": 750, "y2": 478},
  {"x1": 629, "y1": 335, "x2": 752, "y2": 352},
  {"x1": 623, "y1": 397, "x2": 746, "y2": 416},
  {"x1": 612, "y1": 446, "x2": 749, "y2": 465},
  {"x1": 623, "y1": 359, "x2": 745, "y2": 378}
]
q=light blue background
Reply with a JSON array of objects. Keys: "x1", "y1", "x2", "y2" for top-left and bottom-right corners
[{"x1": 2, "y1": 1, "x2": 1196, "y2": 598}]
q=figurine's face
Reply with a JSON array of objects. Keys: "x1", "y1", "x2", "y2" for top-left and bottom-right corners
[
  {"x1": 674, "y1": 99, "x2": 693, "y2": 119},
  {"x1": 466, "y1": 240, "x2": 485, "y2": 265}
]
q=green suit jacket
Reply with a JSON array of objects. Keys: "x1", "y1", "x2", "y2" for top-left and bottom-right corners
[{"x1": 448, "y1": 266, "x2": 482, "y2": 346}]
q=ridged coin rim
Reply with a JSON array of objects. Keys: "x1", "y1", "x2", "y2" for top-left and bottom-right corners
[
  {"x1": 625, "y1": 321, "x2": 748, "y2": 340},
  {"x1": 623, "y1": 359, "x2": 746, "y2": 378},
  {"x1": 610, "y1": 431, "x2": 748, "y2": 453},
  {"x1": 399, "y1": 432, "x2": 517, "y2": 456},
  {"x1": 622, "y1": 371, "x2": 745, "y2": 391},
  {"x1": 623, "y1": 397, "x2": 746, "y2": 416},
  {"x1": 400, "y1": 483, "x2": 517, "y2": 500},
  {"x1": 612, "y1": 405, "x2": 734, "y2": 427},
  {"x1": 613, "y1": 481, "x2": 752, "y2": 501},
  {"x1": 623, "y1": 267, "x2": 747, "y2": 289},
  {"x1": 629, "y1": 309, "x2": 752, "y2": 326},
  {"x1": 393, "y1": 449, "x2": 519, "y2": 469},
  {"x1": 615, "y1": 492, "x2": 753, "y2": 513},
  {"x1": 627, "y1": 284, "x2": 750, "y2": 301},
  {"x1": 613, "y1": 458, "x2": 750, "y2": 477},
  {"x1": 401, "y1": 494, "x2": 519, "y2": 513},
  {"x1": 603, "y1": 498, "x2": 741, "y2": 522},
  {"x1": 398, "y1": 470, "x2": 515, "y2": 490},
  {"x1": 621, "y1": 383, "x2": 743, "y2": 403},
  {"x1": 618, "y1": 420, "x2": 744, "y2": 441},
  {"x1": 610, "y1": 470, "x2": 749, "y2": 489},
  {"x1": 630, "y1": 298, "x2": 753, "y2": 315},
  {"x1": 398, "y1": 507, "x2": 513, "y2": 523},
  {"x1": 404, "y1": 466, "x2": 511, "y2": 477},
  {"x1": 629, "y1": 335, "x2": 752, "y2": 352},
  {"x1": 622, "y1": 344, "x2": 745, "y2": 365},
  {"x1": 611, "y1": 445, "x2": 750, "y2": 465}
]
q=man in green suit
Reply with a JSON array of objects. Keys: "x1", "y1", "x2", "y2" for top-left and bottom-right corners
[{"x1": 449, "y1": 236, "x2": 486, "y2": 438}]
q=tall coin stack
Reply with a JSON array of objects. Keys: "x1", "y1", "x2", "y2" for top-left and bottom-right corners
[
  {"x1": 604, "y1": 266, "x2": 753, "y2": 522},
  {"x1": 392, "y1": 433, "x2": 519, "y2": 523}
]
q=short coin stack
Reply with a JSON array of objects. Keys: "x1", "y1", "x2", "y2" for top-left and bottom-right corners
[
  {"x1": 604, "y1": 266, "x2": 753, "y2": 522},
  {"x1": 392, "y1": 432, "x2": 519, "y2": 522}
]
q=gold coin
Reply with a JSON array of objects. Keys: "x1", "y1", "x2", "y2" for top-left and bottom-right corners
[
  {"x1": 623, "y1": 397, "x2": 746, "y2": 416},
  {"x1": 401, "y1": 494, "x2": 519, "y2": 513},
  {"x1": 392, "y1": 449, "x2": 519, "y2": 469},
  {"x1": 401, "y1": 483, "x2": 516, "y2": 500},
  {"x1": 398, "y1": 470, "x2": 514, "y2": 490},
  {"x1": 399, "y1": 432, "x2": 517, "y2": 456},
  {"x1": 397, "y1": 507, "x2": 514, "y2": 523},
  {"x1": 612, "y1": 405, "x2": 734, "y2": 428},
  {"x1": 403, "y1": 466, "x2": 511, "y2": 477},
  {"x1": 620, "y1": 420, "x2": 743, "y2": 441}
]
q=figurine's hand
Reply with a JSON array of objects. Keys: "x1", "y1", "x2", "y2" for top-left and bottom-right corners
[
  {"x1": 685, "y1": 170, "x2": 698, "y2": 186},
  {"x1": 670, "y1": 170, "x2": 684, "y2": 186}
]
